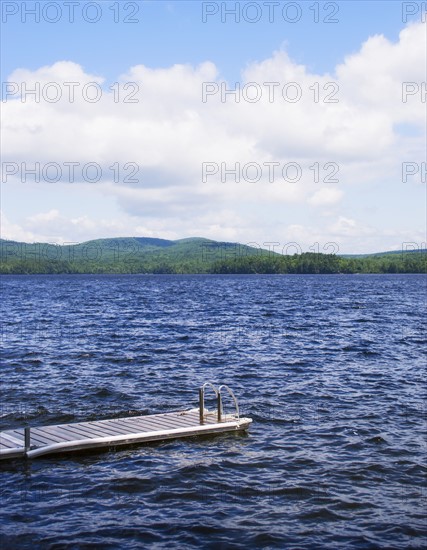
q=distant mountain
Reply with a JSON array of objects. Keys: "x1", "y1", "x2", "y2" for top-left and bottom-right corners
[
  {"x1": 0, "y1": 237, "x2": 269, "y2": 274},
  {"x1": 0, "y1": 237, "x2": 425, "y2": 274}
]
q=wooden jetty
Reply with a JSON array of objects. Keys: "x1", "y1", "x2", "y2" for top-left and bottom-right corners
[{"x1": 0, "y1": 383, "x2": 252, "y2": 460}]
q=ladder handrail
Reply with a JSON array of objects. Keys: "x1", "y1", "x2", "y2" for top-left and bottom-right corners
[
  {"x1": 199, "y1": 383, "x2": 240, "y2": 424},
  {"x1": 218, "y1": 385, "x2": 240, "y2": 422},
  {"x1": 199, "y1": 382, "x2": 218, "y2": 425},
  {"x1": 201, "y1": 382, "x2": 218, "y2": 396}
]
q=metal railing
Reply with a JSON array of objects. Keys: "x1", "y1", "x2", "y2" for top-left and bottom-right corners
[
  {"x1": 218, "y1": 385, "x2": 240, "y2": 422},
  {"x1": 199, "y1": 382, "x2": 240, "y2": 424},
  {"x1": 198, "y1": 382, "x2": 218, "y2": 425}
]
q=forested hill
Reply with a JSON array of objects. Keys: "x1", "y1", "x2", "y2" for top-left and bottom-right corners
[{"x1": 0, "y1": 237, "x2": 425, "y2": 274}]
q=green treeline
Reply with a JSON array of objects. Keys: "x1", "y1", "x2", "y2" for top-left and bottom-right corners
[
  {"x1": 0, "y1": 237, "x2": 425, "y2": 275},
  {"x1": 210, "y1": 252, "x2": 426, "y2": 274}
]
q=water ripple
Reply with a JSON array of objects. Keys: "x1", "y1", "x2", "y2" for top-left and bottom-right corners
[{"x1": 0, "y1": 274, "x2": 426, "y2": 549}]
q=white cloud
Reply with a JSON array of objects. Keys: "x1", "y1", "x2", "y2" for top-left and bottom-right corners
[
  {"x1": 2, "y1": 209, "x2": 128, "y2": 244},
  {"x1": 2, "y1": 22, "x2": 426, "y2": 251},
  {"x1": 1, "y1": 211, "x2": 39, "y2": 242},
  {"x1": 329, "y1": 216, "x2": 360, "y2": 236},
  {"x1": 28, "y1": 209, "x2": 61, "y2": 223},
  {"x1": 309, "y1": 188, "x2": 343, "y2": 206}
]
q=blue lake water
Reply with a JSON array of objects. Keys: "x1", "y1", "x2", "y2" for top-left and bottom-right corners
[{"x1": 0, "y1": 274, "x2": 426, "y2": 549}]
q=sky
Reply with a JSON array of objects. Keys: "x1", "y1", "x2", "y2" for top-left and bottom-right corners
[{"x1": 1, "y1": 0, "x2": 426, "y2": 254}]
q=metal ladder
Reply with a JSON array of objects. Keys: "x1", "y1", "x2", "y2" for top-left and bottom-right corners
[{"x1": 198, "y1": 382, "x2": 240, "y2": 425}]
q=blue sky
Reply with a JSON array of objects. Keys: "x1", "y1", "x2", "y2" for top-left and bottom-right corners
[
  {"x1": 1, "y1": 2, "x2": 416, "y2": 81},
  {"x1": 1, "y1": 1, "x2": 426, "y2": 253}
]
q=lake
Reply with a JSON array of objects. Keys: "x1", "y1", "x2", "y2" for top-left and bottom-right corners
[{"x1": 0, "y1": 274, "x2": 426, "y2": 548}]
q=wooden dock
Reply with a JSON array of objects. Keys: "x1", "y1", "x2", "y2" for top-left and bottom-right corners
[{"x1": 0, "y1": 384, "x2": 252, "y2": 460}]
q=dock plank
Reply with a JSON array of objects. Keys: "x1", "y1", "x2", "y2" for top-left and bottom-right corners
[
  {"x1": 7, "y1": 430, "x2": 25, "y2": 443},
  {"x1": 0, "y1": 432, "x2": 24, "y2": 448},
  {"x1": 0, "y1": 439, "x2": 18, "y2": 449},
  {"x1": 37, "y1": 425, "x2": 92, "y2": 442},
  {"x1": 63, "y1": 423, "x2": 126, "y2": 438},
  {"x1": 26, "y1": 433, "x2": 56, "y2": 447},
  {"x1": 55, "y1": 425, "x2": 103, "y2": 440},
  {"x1": 32, "y1": 428, "x2": 66, "y2": 445},
  {"x1": 96, "y1": 419, "x2": 181, "y2": 436},
  {"x1": 110, "y1": 416, "x2": 196, "y2": 432}
]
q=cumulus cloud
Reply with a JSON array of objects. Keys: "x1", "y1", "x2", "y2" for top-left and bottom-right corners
[
  {"x1": 2, "y1": 21, "x2": 426, "y2": 251},
  {"x1": 1, "y1": 209, "x2": 129, "y2": 244},
  {"x1": 309, "y1": 188, "x2": 343, "y2": 206},
  {"x1": 1, "y1": 211, "x2": 39, "y2": 243}
]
